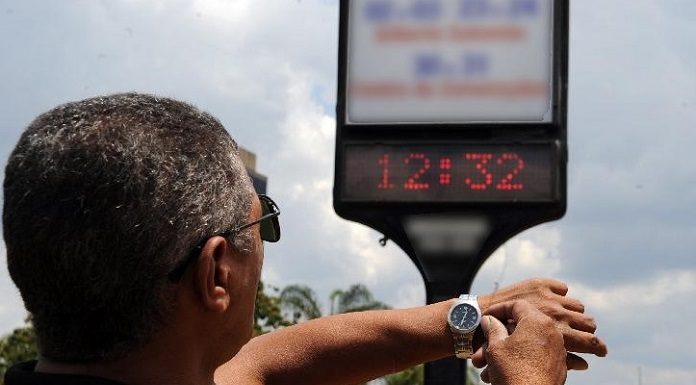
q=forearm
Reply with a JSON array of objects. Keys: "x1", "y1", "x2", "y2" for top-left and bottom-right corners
[{"x1": 216, "y1": 300, "x2": 455, "y2": 385}]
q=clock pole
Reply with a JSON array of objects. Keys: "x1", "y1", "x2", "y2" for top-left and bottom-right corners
[{"x1": 333, "y1": 1, "x2": 569, "y2": 383}]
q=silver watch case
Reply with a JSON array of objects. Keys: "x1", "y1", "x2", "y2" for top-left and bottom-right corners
[{"x1": 447, "y1": 294, "x2": 482, "y2": 334}]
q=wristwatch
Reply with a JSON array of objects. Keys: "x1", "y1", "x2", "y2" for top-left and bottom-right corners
[{"x1": 447, "y1": 294, "x2": 482, "y2": 359}]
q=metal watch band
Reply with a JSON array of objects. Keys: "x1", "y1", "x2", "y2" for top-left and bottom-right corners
[
  {"x1": 458, "y1": 294, "x2": 477, "y2": 302},
  {"x1": 453, "y1": 332, "x2": 475, "y2": 359},
  {"x1": 452, "y1": 294, "x2": 478, "y2": 359}
]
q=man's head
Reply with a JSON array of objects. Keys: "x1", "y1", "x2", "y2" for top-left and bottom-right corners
[{"x1": 3, "y1": 93, "x2": 256, "y2": 362}]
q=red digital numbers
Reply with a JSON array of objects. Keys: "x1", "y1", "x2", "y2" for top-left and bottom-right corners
[
  {"x1": 464, "y1": 153, "x2": 494, "y2": 190},
  {"x1": 495, "y1": 153, "x2": 525, "y2": 191},
  {"x1": 377, "y1": 151, "x2": 525, "y2": 192},
  {"x1": 403, "y1": 153, "x2": 430, "y2": 190},
  {"x1": 378, "y1": 154, "x2": 394, "y2": 189}
]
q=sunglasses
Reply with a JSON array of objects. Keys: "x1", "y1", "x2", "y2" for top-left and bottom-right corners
[
  {"x1": 168, "y1": 194, "x2": 280, "y2": 280},
  {"x1": 236, "y1": 194, "x2": 281, "y2": 243}
]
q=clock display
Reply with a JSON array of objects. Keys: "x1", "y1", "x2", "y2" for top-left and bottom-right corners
[
  {"x1": 341, "y1": 143, "x2": 557, "y2": 203},
  {"x1": 449, "y1": 303, "x2": 480, "y2": 332}
]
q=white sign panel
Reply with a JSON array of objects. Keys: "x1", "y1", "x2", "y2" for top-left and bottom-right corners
[{"x1": 347, "y1": 0, "x2": 554, "y2": 124}]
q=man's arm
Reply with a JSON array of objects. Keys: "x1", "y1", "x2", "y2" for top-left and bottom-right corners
[
  {"x1": 216, "y1": 300, "x2": 455, "y2": 385},
  {"x1": 216, "y1": 278, "x2": 607, "y2": 385}
]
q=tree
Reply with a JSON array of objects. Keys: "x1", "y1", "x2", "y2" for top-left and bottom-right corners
[
  {"x1": 280, "y1": 283, "x2": 390, "y2": 322},
  {"x1": 0, "y1": 319, "x2": 38, "y2": 384},
  {"x1": 330, "y1": 284, "x2": 390, "y2": 315},
  {"x1": 278, "y1": 284, "x2": 323, "y2": 322},
  {"x1": 254, "y1": 281, "x2": 293, "y2": 335},
  {"x1": 382, "y1": 364, "x2": 423, "y2": 385}
]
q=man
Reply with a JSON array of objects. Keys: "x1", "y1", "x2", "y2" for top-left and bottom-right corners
[{"x1": 3, "y1": 93, "x2": 606, "y2": 385}]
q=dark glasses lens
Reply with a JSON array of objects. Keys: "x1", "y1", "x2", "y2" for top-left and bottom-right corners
[
  {"x1": 259, "y1": 195, "x2": 280, "y2": 242},
  {"x1": 168, "y1": 195, "x2": 280, "y2": 281}
]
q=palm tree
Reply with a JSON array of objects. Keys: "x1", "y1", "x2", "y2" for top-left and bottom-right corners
[
  {"x1": 280, "y1": 283, "x2": 390, "y2": 322},
  {"x1": 330, "y1": 284, "x2": 390, "y2": 314},
  {"x1": 279, "y1": 284, "x2": 323, "y2": 322}
]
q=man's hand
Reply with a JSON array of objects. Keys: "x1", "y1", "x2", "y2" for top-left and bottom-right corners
[
  {"x1": 477, "y1": 278, "x2": 607, "y2": 370},
  {"x1": 477, "y1": 301, "x2": 567, "y2": 385}
]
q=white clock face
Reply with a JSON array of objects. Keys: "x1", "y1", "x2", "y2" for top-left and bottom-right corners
[{"x1": 450, "y1": 303, "x2": 480, "y2": 331}]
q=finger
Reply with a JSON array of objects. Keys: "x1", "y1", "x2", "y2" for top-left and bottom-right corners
[
  {"x1": 481, "y1": 315, "x2": 509, "y2": 345},
  {"x1": 560, "y1": 327, "x2": 608, "y2": 357},
  {"x1": 545, "y1": 301, "x2": 596, "y2": 333},
  {"x1": 471, "y1": 345, "x2": 487, "y2": 368},
  {"x1": 486, "y1": 300, "x2": 543, "y2": 326},
  {"x1": 561, "y1": 296, "x2": 586, "y2": 313},
  {"x1": 565, "y1": 312, "x2": 597, "y2": 334},
  {"x1": 566, "y1": 353, "x2": 589, "y2": 371},
  {"x1": 480, "y1": 367, "x2": 491, "y2": 384},
  {"x1": 544, "y1": 278, "x2": 569, "y2": 296}
]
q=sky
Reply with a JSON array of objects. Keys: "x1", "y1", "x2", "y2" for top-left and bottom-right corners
[{"x1": 1, "y1": 1, "x2": 695, "y2": 384}]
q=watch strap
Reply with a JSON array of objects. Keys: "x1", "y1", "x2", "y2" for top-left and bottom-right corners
[
  {"x1": 458, "y1": 294, "x2": 477, "y2": 302},
  {"x1": 453, "y1": 332, "x2": 475, "y2": 359},
  {"x1": 451, "y1": 294, "x2": 479, "y2": 359}
]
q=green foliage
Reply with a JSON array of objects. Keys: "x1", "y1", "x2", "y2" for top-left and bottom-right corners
[
  {"x1": 330, "y1": 284, "x2": 390, "y2": 315},
  {"x1": 280, "y1": 284, "x2": 324, "y2": 322},
  {"x1": 383, "y1": 364, "x2": 423, "y2": 385},
  {"x1": 281, "y1": 283, "x2": 391, "y2": 321},
  {"x1": 254, "y1": 281, "x2": 293, "y2": 335},
  {"x1": 0, "y1": 320, "x2": 38, "y2": 384}
]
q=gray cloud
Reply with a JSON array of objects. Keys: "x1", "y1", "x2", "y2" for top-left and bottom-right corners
[{"x1": 1, "y1": 0, "x2": 694, "y2": 383}]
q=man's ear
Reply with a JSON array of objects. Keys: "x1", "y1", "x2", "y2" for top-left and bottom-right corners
[{"x1": 193, "y1": 236, "x2": 233, "y2": 313}]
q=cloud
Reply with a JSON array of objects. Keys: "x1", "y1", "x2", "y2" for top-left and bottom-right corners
[
  {"x1": 470, "y1": 224, "x2": 563, "y2": 290},
  {"x1": 567, "y1": 270, "x2": 696, "y2": 371},
  {"x1": 261, "y1": 64, "x2": 424, "y2": 311},
  {"x1": 573, "y1": 270, "x2": 696, "y2": 316},
  {"x1": 558, "y1": 0, "x2": 696, "y2": 289},
  {"x1": 1, "y1": 1, "x2": 696, "y2": 383},
  {"x1": 570, "y1": 359, "x2": 696, "y2": 385}
]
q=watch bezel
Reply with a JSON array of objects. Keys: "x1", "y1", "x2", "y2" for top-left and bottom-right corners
[{"x1": 448, "y1": 300, "x2": 482, "y2": 334}]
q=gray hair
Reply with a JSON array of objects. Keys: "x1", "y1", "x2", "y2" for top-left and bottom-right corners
[{"x1": 3, "y1": 93, "x2": 255, "y2": 361}]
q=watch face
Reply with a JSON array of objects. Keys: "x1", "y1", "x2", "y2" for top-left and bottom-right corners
[{"x1": 449, "y1": 303, "x2": 480, "y2": 332}]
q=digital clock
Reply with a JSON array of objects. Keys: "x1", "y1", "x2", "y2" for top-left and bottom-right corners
[{"x1": 341, "y1": 143, "x2": 558, "y2": 203}]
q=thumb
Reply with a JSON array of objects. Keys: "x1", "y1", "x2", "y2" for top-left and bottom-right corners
[{"x1": 481, "y1": 315, "x2": 508, "y2": 345}]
